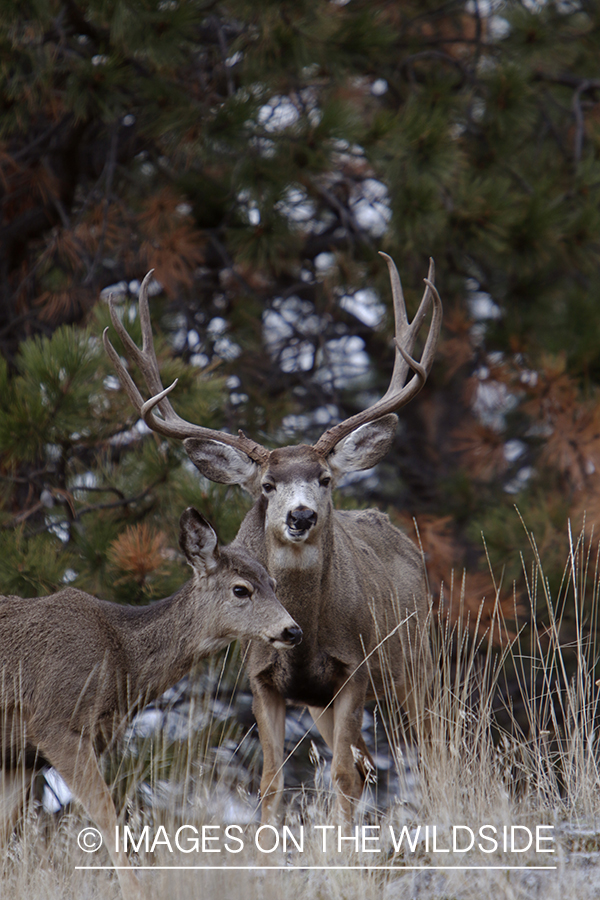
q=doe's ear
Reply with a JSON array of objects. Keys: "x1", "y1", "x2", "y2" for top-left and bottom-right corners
[
  {"x1": 184, "y1": 438, "x2": 262, "y2": 497},
  {"x1": 327, "y1": 413, "x2": 398, "y2": 477},
  {"x1": 179, "y1": 507, "x2": 219, "y2": 574}
]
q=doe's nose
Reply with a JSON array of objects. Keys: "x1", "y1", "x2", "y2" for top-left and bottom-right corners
[
  {"x1": 281, "y1": 625, "x2": 303, "y2": 647},
  {"x1": 288, "y1": 506, "x2": 317, "y2": 531}
]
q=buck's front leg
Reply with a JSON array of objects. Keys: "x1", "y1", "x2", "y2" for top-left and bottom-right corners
[
  {"x1": 308, "y1": 705, "x2": 374, "y2": 786},
  {"x1": 251, "y1": 677, "x2": 287, "y2": 823},
  {"x1": 330, "y1": 677, "x2": 369, "y2": 823}
]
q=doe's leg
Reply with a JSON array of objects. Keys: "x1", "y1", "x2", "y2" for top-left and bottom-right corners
[
  {"x1": 40, "y1": 730, "x2": 145, "y2": 900},
  {"x1": 0, "y1": 765, "x2": 30, "y2": 845}
]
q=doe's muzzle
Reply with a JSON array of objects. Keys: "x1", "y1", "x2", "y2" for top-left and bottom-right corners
[{"x1": 279, "y1": 625, "x2": 303, "y2": 647}]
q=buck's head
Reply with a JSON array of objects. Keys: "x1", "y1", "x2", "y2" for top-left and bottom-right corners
[
  {"x1": 178, "y1": 507, "x2": 302, "y2": 647},
  {"x1": 182, "y1": 414, "x2": 398, "y2": 546},
  {"x1": 104, "y1": 255, "x2": 441, "y2": 547}
]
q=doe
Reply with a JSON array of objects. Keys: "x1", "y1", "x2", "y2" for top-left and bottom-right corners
[{"x1": 0, "y1": 507, "x2": 301, "y2": 899}]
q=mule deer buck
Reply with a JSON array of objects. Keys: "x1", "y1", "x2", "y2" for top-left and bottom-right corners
[
  {"x1": 0, "y1": 507, "x2": 301, "y2": 899},
  {"x1": 104, "y1": 253, "x2": 442, "y2": 822}
]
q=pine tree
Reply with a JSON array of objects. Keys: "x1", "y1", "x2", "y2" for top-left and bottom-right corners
[{"x1": 2, "y1": 0, "x2": 600, "y2": 652}]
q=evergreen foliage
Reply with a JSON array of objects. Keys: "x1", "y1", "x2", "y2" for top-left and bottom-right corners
[
  {"x1": 0, "y1": 302, "x2": 237, "y2": 600},
  {"x1": 1, "y1": 0, "x2": 600, "y2": 649}
]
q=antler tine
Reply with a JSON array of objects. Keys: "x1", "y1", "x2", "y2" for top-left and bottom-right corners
[
  {"x1": 102, "y1": 325, "x2": 146, "y2": 413},
  {"x1": 140, "y1": 379, "x2": 179, "y2": 425},
  {"x1": 379, "y1": 254, "x2": 434, "y2": 402},
  {"x1": 137, "y1": 270, "x2": 170, "y2": 403},
  {"x1": 103, "y1": 271, "x2": 270, "y2": 464},
  {"x1": 104, "y1": 272, "x2": 176, "y2": 425},
  {"x1": 104, "y1": 314, "x2": 187, "y2": 440},
  {"x1": 313, "y1": 256, "x2": 442, "y2": 457},
  {"x1": 108, "y1": 271, "x2": 176, "y2": 421}
]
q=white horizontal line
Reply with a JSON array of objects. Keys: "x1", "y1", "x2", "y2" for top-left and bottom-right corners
[{"x1": 76, "y1": 865, "x2": 558, "y2": 871}]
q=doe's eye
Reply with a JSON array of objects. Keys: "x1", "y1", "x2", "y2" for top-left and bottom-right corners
[
  {"x1": 233, "y1": 585, "x2": 251, "y2": 599},
  {"x1": 320, "y1": 476, "x2": 331, "y2": 487},
  {"x1": 262, "y1": 482, "x2": 275, "y2": 494}
]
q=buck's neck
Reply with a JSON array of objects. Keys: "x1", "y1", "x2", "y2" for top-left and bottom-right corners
[
  {"x1": 235, "y1": 498, "x2": 334, "y2": 637},
  {"x1": 118, "y1": 581, "x2": 225, "y2": 702}
]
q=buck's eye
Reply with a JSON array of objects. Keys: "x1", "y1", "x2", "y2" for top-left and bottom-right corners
[
  {"x1": 262, "y1": 482, "x2": 275, "y2": 494},
  {"x1": 319, "y1": 476, "x2": 331, "y2": 488},
  {"x1": 233, "y1": 585, "x2": 251, "y2": 599}
]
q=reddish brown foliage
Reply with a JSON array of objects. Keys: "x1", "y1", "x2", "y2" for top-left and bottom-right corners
[{"x1": 108, "y1": 522, "x2": 170, "y2": 587}]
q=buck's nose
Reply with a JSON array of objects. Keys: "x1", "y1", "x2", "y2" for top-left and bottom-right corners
[
  {"x1": 280, "y1": 625, "x2": 303, "y2": 647},
  {"x1": 288, "y1": 507, "x2": 317, "y2": 532}
]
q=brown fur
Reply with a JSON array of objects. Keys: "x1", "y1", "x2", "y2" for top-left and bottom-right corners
[
  {"x1": 103, "y1": 256, "x2": 441, "y2": 825},
  {"x1": 185, "y1": 426, "x2": 433, "y2": 823},
  {"x1": 0, "y1": 508, "x2": 300, "y2": 899}
]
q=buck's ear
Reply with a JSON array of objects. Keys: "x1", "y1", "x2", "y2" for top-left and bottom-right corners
[
  {"x1": 184, "y1": 438, "x2": 262, "y2": 497},
  {"x1": 179, "y1": 507, "x2": 219, "y2": 574},
  {"x1": 327, "y1": 414, "x2": 398, "y2": 476}
]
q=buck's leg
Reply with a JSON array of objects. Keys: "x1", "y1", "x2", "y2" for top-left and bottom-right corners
[
  {"x1": 251, "y1": 679, "x2": 286, "y2": 823},
  {"x1": 308, "y1": 706, "x2": 374, "y2": 785},
  {"x1": 308, "y1": 706, "x2": 334, "y2": 748},
  {"x1": 329, "y1": 680, "x2": 369, "y2": 823},
  {"x1": 40, "y1": 731, "x2": 145, "y2": 900}
]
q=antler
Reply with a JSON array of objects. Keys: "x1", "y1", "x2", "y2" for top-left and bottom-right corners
[
  {"x1": 102, "y1": 271, "x2": 270, "y2": 464},
  {"x1": 313, "y1": 253, "x2": 442, "y2": 456}
]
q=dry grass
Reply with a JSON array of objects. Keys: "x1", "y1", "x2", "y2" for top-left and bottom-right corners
[{"x1": 3, "y1": 522, "x2": 600, "y2": 899}]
